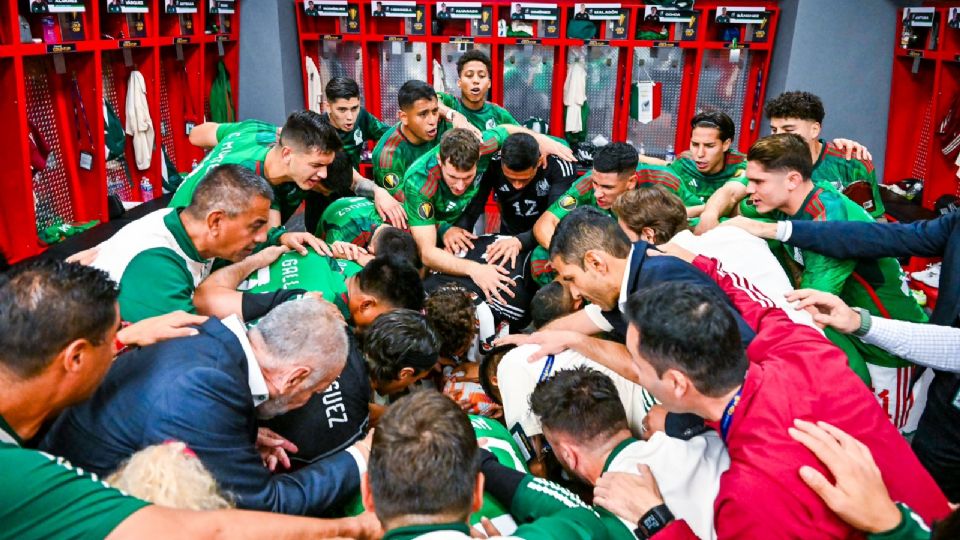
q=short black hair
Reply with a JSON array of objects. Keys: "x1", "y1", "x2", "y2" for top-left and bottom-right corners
[
  {"x1": 363, "y1": 309, "x2": 439, "y2": 383},
  {"x1": 439, "y1": 128, "x2": 481, "y2": 171},
  {"x1": 593, "y1": 142, "x2": 639, "y2": 177},
  {"x1": 372, "y1": 227, "x2": 422, "y2": 271},
  {"x1": 397, "y1": 80, "x2": 437, "y2": 111},
  {"x1": 765, "y1": 91, "x2": 825, "y2": 124},
  {"x1": 185, "y1": 164, "x2": 274, "y2": 219},
  {"x1": 530, "y1": 281, "x2": 573, "y2": 329},
  {"x1": 691, "y1": 111, "x2": 735, "y2": 143},
  {"x1": 0, "y1": 260, "x2": 119, "y2": 378},
  {"x1": 624, "y1": 281, "x2": 747, "y2": 397},
  {"x1": 280, "y1": 110, "x2": 343, "y2": 153},
  {"x1": 456, "y1": 49, "x2": 491, "y2": 76},
  {"x1": 369, "y1": 390, "x2": 479, "y2": 522},
  {"x1": 530, "y1": 366, "x2": 629, "y2": 442},
  {"x1": 479, "y1": 344, "x2": 513, "y2": 405},
  {"x1": 324, "y1": 77, "x2": 361, "y2": 102},
  {"x1": 549, "y1": 207, "x2": 631, "y2": 267},
  {"x1": 357, "y1": 256, "x2": 425, "y2": 312},
  {"x1": 325, "y1": 152, "x2": 356, "y2": 195},
  {"x1": 500, "y1": 133, "x2": 540, "y2": 172},
  {"x1": 747, "y1": 133, "x2": 813, "y2": 180}
]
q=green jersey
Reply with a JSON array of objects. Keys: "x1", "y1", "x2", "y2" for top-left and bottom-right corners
[
  {"x1": 92, "y1": 208, "x2": 212, "y2": 323},
  {"x1": 372, "y1": 121, "x2": 451, "y2": 199},
  {"x1": 546, "y1": 173, "x2": 613, "y2": 221},
  {"x1": 470, "y1": 415, "x2": 529, "y2": 531},
  {"x1": 811, "y1": 139, "x2": 885, "y2": 219},
  {"x1": 507, "y1": 475, "x2": 629, "y2": 540},
  {"x1": 403, "y1": 127, "x2": 509, "y2": 229},
  {"x1": 318, "y1": 196, "x2": 384, "y2": 245},
  {"x1": 778, "y1": 186, "x2": 926, "y2": 369},
  {"x1": 170, "y1": 120, "x2": 277, "y2": 209},
  {"x1": 170, "y1": 120, "x2": 311, "y2": 224},
  {"x1": 669, "y1": 150, "x2": 748, "y2": 205},
  {"x1": 635, "y1": 163, "x2": 703, "y2": 207},
  {"x1": 438, "y1": 92, "x2": 519, "y2": 132},
  {"x1": 238, "y1": 251, "x2": 362, "y2": 320},
  {"x1": 0, "y1": 414, "x2": 150, "y2": 540},
  {"x1": 326, "y1": 108, "x2": 390, "y2": 168}
]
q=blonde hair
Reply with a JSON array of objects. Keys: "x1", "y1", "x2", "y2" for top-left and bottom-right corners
[{"x1": 107, "y1": 441, "x2": 233, "y2": 510}]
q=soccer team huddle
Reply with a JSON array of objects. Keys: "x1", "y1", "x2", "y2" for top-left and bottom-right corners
[{"x1": 2, "y1": 48, "x2": 958, "y2": 539}]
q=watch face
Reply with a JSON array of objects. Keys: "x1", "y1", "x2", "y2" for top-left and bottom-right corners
[{"x1": 642, "y1": 514, "x2": 663, "y2": 529}]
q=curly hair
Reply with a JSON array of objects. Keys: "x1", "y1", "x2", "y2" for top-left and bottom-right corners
[
  {"x1": 107, "y1": 441, "x2": 233, "y2": 510},
  {"x1": 764, "y1": 91, "x2": 825, "y2": 124},
  {"x1": 424, "y1": 284, "x2": 478, "y2": 359}
]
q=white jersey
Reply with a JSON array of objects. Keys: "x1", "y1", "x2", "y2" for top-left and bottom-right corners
[
  {"x1": 670, "y1": 227, "x2": 819, "y2": 329},
  {"x1": 606, "y1": 432, "x2": 729, "y2": 540},
  {"x1": 498, "y1": 345, "x2": 655, "y2": 440}
]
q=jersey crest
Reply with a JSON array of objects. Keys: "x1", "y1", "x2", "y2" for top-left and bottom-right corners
[
  {"x1": 536, "y1": 178, "x2": 549, "y2": 196},
  {"x1": 353, "y1": 129, "x2": 364, "y2": 145}
]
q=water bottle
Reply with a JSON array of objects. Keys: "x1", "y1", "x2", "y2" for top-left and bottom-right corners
[
  {"x1": 639, "y1": 142, "x2": 646, "y2": 156},
  {"x1": 664, "y1": 145, "x2": 676, "y2": 163},
  {"x1": 141, "y1": 177, "x2": 154, "y2": 202}
]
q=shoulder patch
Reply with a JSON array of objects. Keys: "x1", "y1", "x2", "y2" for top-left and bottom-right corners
[
  {"x1": 383, "y1": 172, "x2": 400, "y2": 189},
  {"x1": 417, "y1": 201, "x2": 435, "y2": 220},
  {"x1": 558, "y1": 195, "x2": 578, "y2": 210}
]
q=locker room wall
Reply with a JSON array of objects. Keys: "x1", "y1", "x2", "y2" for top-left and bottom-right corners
[
  {"x1": 765, "y1": 0, "x2": 921, "y2": 181},
  {"x1": 239, "y1": 0, "x2": 305, "y2": 125}
]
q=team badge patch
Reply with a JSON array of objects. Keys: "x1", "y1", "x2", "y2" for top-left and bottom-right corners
[
  {"x1": 353, "y1": 129, "x2": 364, "y2": 145},
  {"x1": 383, "y1": 173, "x2": 399, "y2": 189},
  {"x1": 418, "y1": 201, "x2": 435, "y2": 220},
  {"x1": 559, "y1": 195, "x2": 577, "y2": 210}
]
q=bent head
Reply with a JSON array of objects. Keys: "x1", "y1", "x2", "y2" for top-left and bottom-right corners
[{"x1": 549, "y1": 207, "x2": 630, "y2": 310}]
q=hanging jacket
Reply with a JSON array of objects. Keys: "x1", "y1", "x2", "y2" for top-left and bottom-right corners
[
  {"x1": 125, "y1": 70, "x2": 154, "y2": 170},
  {"x1": 563, "y1": 61, "x2": 587, "y2": 133},
  {"x1": 432, "y1": 59, "x2": 446, "y2": 93},
  {"x1": 305, "y1": 55, "x2": 323, "y2": 113},
  {"x1": 209, "y1": 60, "x2": 236, "y2": 123}
]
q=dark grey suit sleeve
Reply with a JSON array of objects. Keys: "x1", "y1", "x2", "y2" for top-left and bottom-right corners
[{"x1": 144, "y1": 367, "x2": 360, "y2": 516}]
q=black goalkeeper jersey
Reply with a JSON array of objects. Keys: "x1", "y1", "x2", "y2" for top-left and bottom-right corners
[{"x1": 455, "y1": 155, "x2": 578, "y2": 250}]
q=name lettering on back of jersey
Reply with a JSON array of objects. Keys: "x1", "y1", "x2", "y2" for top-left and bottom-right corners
[
  {"x1": 280, "y1": 257, "x2": 301, "y2": 288},
  {"x1": 321, "y1": 380, "x2": 349, "y2": 427}
]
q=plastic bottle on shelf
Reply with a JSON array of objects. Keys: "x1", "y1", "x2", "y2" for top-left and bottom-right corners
[
  {"x1": 639, "y1": 142, "x2": 646, "y2": 156},
  {"x1": 665, "y1": 145, "x2": 676, "y2": 163},
  {"x1": 141, "y1": 177, "x2": 154, "y2": 202}
]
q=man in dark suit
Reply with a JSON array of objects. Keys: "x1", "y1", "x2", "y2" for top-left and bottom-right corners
[
  {"x1": 502, "y1": 207, "x2": 754, "y2": 439},
  {"x1": 42, "y1": 297, "x2": 368, "y2": 516},
  {"x1": 724, "y1": 210, "x2": 960, "y2": 500}
]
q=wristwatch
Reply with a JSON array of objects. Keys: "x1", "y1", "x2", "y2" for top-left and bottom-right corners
[
  {"x1": 852, "y1": 307, "x2": 873, "y2": 337},
  {"x1": 634, "y1": 504, "x2": 674, "y2": 539}
]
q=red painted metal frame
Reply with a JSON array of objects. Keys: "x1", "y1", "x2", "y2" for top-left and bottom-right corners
[
  {"x1": 885, "y1": 2, "x2": 960, "y2": 209},
  {"x1": 294, "y1": 0, "x2": 778, "y2": 153},
  {"x1": 0, "y1": 0, "x2": 241, "y2": 262}
]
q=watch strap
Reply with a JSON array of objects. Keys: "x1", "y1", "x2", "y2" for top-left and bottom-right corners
[
  {"x1": 634, "y1": 504, "x2": 675, "y2": 539},
  {"x1": 852, "y1": 307, "x2": 873, "y2": 337}
]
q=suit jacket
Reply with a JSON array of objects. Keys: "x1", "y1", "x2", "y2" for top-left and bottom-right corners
[
  {"x1": 788, "y1": 211, "x2": 960, "y2": 499},
  {"x1": 41, "y1": 318, "x2": 359, "y2": 516},
  {"x1": 601, "y1": 241, "x2": 757, "y2": 348}
]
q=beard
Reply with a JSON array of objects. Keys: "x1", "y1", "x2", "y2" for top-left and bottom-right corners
[{"x1": 256, "y1": 396, "x2": 293, "y2": 420}]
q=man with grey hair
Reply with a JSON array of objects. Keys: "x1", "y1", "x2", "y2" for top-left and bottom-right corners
[
  {"x1": 91, "y1": 163, "x2": 273, "y2": 322},
  {"x1": 42, "y1": 297, "x2": 368, "y2": 516}
]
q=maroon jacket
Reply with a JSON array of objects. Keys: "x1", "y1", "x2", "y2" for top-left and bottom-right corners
[{"x1": 656, "y1": 256, "x2": 950, "y2": 539}]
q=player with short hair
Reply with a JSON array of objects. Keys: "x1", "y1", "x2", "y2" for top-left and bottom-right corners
[
  {"x1": 372, "y1": 80, "x2": 479, "y2": 199},
  {"x1": 404, "y1": 127, "x2": 571, "y2": 303},
  {"x1": 438, "y1": 49, "x2": 519, "y2": 131},
  {"x1": 765, "y1": 90, "x2": 883, "y2": 218},
  {"x1": 323, "y1": 77, "x2": 390, "y2": 168},
  {"x1": 530, "y1": 142, "x2": 640, "y2": 284},
  {"x1": 729, "y1": 133, "x2": 928, "y2": 431},
  {"x1": 453, "y1": 132, "x2": 578, "y2": 262}
]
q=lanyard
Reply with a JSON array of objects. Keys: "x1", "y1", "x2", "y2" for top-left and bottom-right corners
[
  {"x1": 70, "y1": 76, "x2": 94, "y2": 151},
  {"x1": 719, "y1": 386, "x2": 743, "y2": 442},
  {"x1": 537, "y1": 355, "x2": 555, "y2": 383}
]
